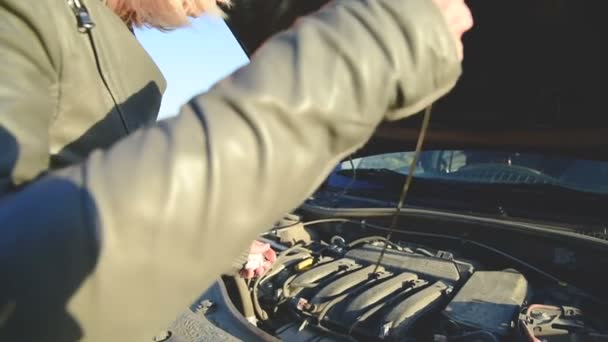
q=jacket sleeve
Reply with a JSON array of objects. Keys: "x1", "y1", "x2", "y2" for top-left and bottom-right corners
[
  {"x1": 0, "y1": 1, "x2": 59, "y2": 194},
  {"x1": 0, "y1": 0, "x2": 461, "y2": 340}
]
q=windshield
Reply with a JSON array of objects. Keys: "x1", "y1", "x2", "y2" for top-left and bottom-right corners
[{"x1": 331, "y1": 150, "x2": 608, "y2": 195}]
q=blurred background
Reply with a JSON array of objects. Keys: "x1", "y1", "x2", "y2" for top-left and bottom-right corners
[{"x1": 135, "y1": 16, "x2": 249, "y2": 120}]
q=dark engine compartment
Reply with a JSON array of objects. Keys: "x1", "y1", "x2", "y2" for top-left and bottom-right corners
[{"x1": 211, "y1": 215, "x2": 608, "y2": 342}]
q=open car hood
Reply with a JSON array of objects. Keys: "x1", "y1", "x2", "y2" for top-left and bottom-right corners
[{"x1": 224, "y1": 0, "x2": 608, "y2": 160}]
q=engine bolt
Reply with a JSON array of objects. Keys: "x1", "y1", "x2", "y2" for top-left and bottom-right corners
[{"x1": 195, "y1": 299, "x2": 215, "y2": 315}]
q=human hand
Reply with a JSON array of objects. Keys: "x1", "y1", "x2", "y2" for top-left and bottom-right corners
[
  {"x1": 239, "y1": 240, "x2": 277, "y2": 279},
  {"x1": 432, "y1": 0, "x2": 474, "y2": 60}
]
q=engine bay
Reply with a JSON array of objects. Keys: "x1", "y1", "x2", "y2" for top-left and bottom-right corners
[{"x1": 220, "y1": 215, "x2": 608, "y2": 342}]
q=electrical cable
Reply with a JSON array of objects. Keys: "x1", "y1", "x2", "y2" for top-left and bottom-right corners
[{"x1": 347, "y1": 235, "x2": 403, "y2": 250}]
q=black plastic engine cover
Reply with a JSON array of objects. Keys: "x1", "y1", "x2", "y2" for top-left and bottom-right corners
[
  {"x1": 442, "y1": 270, "x2": 530, "y2": 336},
  {"x1": 345, "y1": 245, "x2": 467, "y2": 283}
]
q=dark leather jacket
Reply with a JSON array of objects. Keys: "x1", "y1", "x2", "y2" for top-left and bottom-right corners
[{"x1": 0, "y1": 0, "x2": 461, "y2": 340}]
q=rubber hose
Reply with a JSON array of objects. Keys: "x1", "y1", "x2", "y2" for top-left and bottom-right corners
[
  {"x1": 347, "y1": 236, "x2": 403, "y2": 251},
  {"x1": 234, "y1": 277, "x2": 255, "y2": 319}
]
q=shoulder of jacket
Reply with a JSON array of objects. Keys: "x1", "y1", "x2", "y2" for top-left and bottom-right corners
[{"x1": 1, "y1": 0, "x2": 67, "y2": 70}]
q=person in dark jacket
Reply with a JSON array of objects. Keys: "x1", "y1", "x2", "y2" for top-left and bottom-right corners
[{"x1": 0, "y1": 0, "x2": 472, "y2": 340}]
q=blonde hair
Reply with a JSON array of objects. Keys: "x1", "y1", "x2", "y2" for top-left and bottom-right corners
[{"x1": 104, "y1": 0, "x2": 230, "y2": 29}]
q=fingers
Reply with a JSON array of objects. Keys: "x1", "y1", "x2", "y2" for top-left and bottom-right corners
[
  {"x1": 242, "y1": 260, "x2": 273, "y2": 279},
  {"x1": 249, "y1": 241, "x2": 277, "y2": 265},
  {"x1": 254, "y1": 260, "x2": 273, "y2": 277},
  {"x1": 263, "y1": 247, "x2": 277, "y2": 263},
  {"x1": 240, "y1": 241, "x2": 277, "y2": 279},
  {"x1": 432, "y1": 0, "x2": 474, "y2": 60},
  {"x1": 240, "y1": 267, "x2": 255, "y2": 279},
  {"x1": 452, "y1": 0, "x2": 474, "y2": 41},
  {"x1": 249, "y1": 240, "x2": 270, "y2": 254}
]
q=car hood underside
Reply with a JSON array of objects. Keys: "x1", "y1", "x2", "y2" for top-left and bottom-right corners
[{"x1": 223, "y1": 0, "x2": 608, "y2": 160}]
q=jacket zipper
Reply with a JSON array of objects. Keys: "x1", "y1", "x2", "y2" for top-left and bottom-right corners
[
  {"x1": 67, "y1": 0, "x2": 96, "y2": 33},
  {"x1": 66, "y1": 0, "x2": 132, "y2": 134}
]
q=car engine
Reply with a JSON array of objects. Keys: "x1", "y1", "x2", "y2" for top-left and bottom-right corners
[{"x1": 217, "y1": 216, "x2": 608, "y2": 342}]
